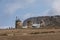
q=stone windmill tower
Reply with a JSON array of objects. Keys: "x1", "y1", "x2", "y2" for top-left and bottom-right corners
[
  {"x1": 15, "y1": 17, "x2": 22, "y2": 29},
  {"x1": 27, "y1": 21, "x2": 33, "y2": 28}
]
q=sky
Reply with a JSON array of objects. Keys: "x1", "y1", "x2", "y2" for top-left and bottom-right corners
[{"x1": 0, "y1": 0, "x2": 60, "y2": 28}]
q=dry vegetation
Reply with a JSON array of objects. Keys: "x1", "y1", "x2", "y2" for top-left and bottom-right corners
[{"x1": 0, "y1": 29, "x2": 60, "y2": 40}]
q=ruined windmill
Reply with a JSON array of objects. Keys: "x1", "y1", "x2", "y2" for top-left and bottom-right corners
[{"x1": 15, "y1": 16, "x2": 22, "y2": 29}]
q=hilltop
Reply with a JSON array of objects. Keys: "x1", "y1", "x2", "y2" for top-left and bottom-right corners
[{"x1": 23, "y1": 15, "x2": 60, "y2": 28}]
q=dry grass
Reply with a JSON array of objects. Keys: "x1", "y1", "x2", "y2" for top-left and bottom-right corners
[{"x1": 0, "y1": 29, "x2": 60, "y2": 40}]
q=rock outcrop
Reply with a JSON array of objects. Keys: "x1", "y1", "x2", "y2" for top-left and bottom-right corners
[{"x1": 23, "y1": 15, "x2": 60, "y2": 28}]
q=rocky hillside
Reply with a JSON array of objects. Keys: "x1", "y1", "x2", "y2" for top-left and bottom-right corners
[{"x1": 23, "y1": 15, "x2": 60, "y2": 28}]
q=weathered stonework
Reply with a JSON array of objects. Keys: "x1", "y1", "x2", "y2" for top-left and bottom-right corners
[{"x1": 15, "y1": 19, "x2": 22, "y2": 29}]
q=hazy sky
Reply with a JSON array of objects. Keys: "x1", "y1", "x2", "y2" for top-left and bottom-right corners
[{"x1": 0, "y1": 0, "x2": 60, "y2": 28}]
